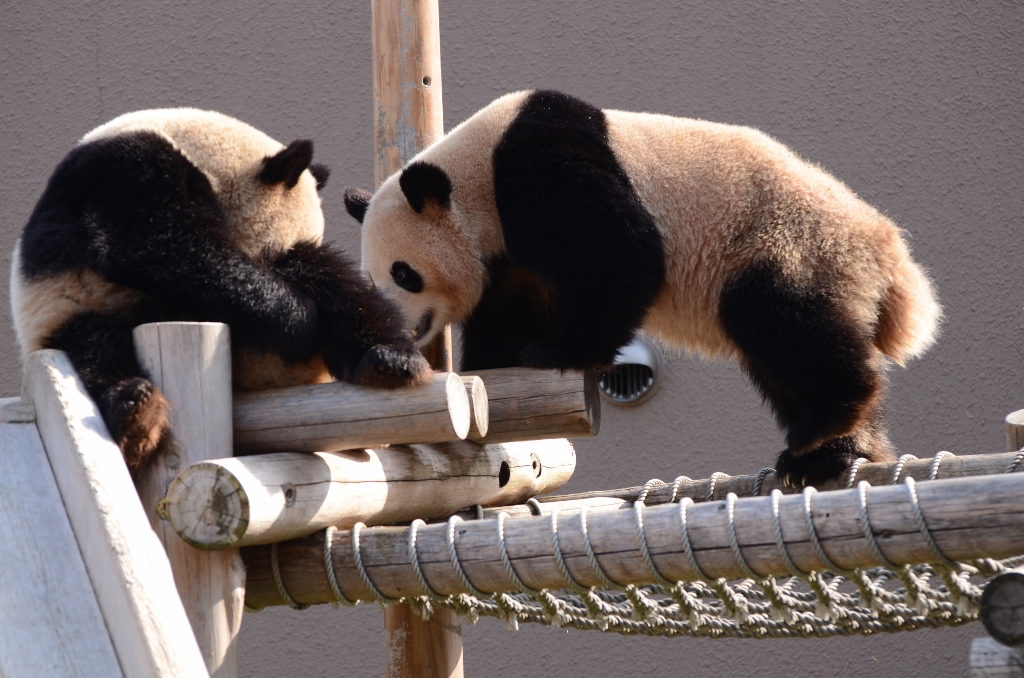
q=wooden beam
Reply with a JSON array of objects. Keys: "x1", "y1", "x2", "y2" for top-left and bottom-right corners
[
  {"x1": 24, "y1": 349, "x2": 208, "y2": 677},
  {"x1": 232, "y1": 372, "x2": 473, "y2": 454},
  {"x1": 243, "y1": 472, "x2": 1024, "y2": 607},
  {"x1": 536, "y1": 449, "x2": 1024, "y2": 506},
  {"x1": 134, "y1": 323, "x2": 242, "y2": 678},
  {"x1": 465, "y1": 368, "x2": 599, "y2": 444},
  {"x1": 162, "y1": 438, "x2": 575, "y2": 549},
  {"x1": 0, "y1": 421, "x2": 123, "y2": 677}
]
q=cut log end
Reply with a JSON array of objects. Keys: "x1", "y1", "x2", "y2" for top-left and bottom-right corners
[
  {"x1": 983, "y1": 570, "x2": 1024, "y2": 647},
  {"x1": 164, "y1": 462, "x2": 250, "y2": 550},
  {"x1": 461, "y1": 376, "x2": 489, "y2": 439},
  {"x1": 443, "y1": 372, "x2": 471, "y2": 440}
]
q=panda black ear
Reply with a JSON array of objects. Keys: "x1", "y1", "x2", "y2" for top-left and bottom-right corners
[
  {"x1": 260, "y1": 140, "x2": 314, "y2": 189},
  {"x1": 399, "y1": 161, "x2": 451, "y2": 213},
  {"x1": 344, "y1": 187, "x2": 373, "y2": 223},
  {"x1": 309, "y1": 163, "x2": 330, "y2": 191}
]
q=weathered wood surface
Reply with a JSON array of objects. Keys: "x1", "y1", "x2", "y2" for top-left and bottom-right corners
[
  {"x1": 24, "y1": 349, "x2": 208, "y2": 677},
  {"x1": 0, "y1": 396, "x2": 35, "y2": 423},
  {"x1": 163, "y1": 438, "x2": 575, "y2": 549},
  {"x1": 983, "y1": 567, "x2": 1024, "y2": 647},
  {"x1": 232, "y1": 371, "x2": 471, "y2": 454},
  {"x1": 537, "y1": 450, "x2": 1022, "y2": 506},
  {"x1": 461, "y1": 375, "x2": 488, "y2": 439},
  {"x1": 134, "y1": 323, "x2": 242, "y2": 678},
  {"x1": 1007, "y1": 411, "x2": 1024, "y2": 454},
  {"x1": 972, "y1": 637, "x2": 1024, "y2": 677},
  {"x1": 243, "y1": 472, "x2": 1024, "y2": 608},
  {"x1": 0, "y1": 421, "x2": 123, "y2": 678},
  {"x1": 464, "y1": 368, "x2": 600, "y2": 444}
]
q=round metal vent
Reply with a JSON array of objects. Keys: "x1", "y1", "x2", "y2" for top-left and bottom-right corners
[{"x1": 597, "y1": 337, "x2": 661, "y2": 405}]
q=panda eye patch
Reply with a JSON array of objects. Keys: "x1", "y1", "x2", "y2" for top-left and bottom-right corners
[{"x1": 391, "y1": 261, "x2": 424, "y2": 293}]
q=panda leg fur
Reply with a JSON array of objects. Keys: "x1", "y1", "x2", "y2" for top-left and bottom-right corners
[
  {"x1": 718, "y1": 261, "x2": 896, "y2": 486},
  {"x1": 269, "y1": 242, "x2": 431, "y2": 387},
  {"x1": 46, "y1": 309, "x2": 170, "y2": 475}
]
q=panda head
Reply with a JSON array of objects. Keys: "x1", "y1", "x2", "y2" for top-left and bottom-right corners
[
  {"x1": 347, "y1": 161, "x2": 486, "y2": 347},
  {"x1": 79, "y1": 108, "x2": 330, "y2": 257}
]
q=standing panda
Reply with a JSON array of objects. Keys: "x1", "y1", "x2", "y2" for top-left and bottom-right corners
[
  {"x1": 12, "y1": 108, "x2": 430, "y2": 473},
  {"x1": 345, "y1": 90, "x2": 941, "y2": 486}
]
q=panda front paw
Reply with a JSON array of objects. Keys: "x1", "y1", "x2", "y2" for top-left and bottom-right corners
[
  {"x1": 775, "y1": 442, "x2": 862, "y2": 488},
  {"x1": 353, "y1": 344, "x2": 432, "y2": 388},
  {"x1": 105, "y1": 378, "x2": 170, "y2": 475}
]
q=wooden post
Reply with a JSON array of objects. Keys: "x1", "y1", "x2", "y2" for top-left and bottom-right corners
[
  {"x1": 24, "y1": 350, "x2": 208, "y2": 677},
  {"x1": 1007, "y1": 410, "x2": 1024, "y2": 453},
  {"x1": 134, "y1": 323, "x2": 243, "y2": 678},
  {"x1": 372, "y1": 0, "x2": 462, "y2": 674}
]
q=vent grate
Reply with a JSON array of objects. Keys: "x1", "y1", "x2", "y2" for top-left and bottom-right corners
[{"x1": 598, "y1": 364, "x2": 655, "y2": 403}]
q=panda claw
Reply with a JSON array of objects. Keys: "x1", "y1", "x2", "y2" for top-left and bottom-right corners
[
  {"x1": 106, "y1": 378, "x2": 170, "y2": 476},
  {"x1": 353, "y1": 344, "x2": 432, "y2": 389}
]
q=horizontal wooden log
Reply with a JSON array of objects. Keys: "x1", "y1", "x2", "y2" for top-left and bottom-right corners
[
  {"x1": 243, "y1": 471, "x2": 1024, "y2": 609},
  {"x1": 233, "y1": 372, "x2": 472, "y2": 454},
  {"x1": 538, "y1": 450, "x2": 1022, "y2": 506},
  {"x1": 163, "y1": 439, "x2": 575, "y2": 549},
  {"x1": 982, "y1": 567, "x2": 1024, "y2": 647},
  {"x1": 464, "y1": 368, "x2": 599, "y2": 444}
]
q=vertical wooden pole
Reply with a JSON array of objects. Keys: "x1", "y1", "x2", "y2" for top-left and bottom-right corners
[
  {"x1": 134, "y1": 322, "x2": 244, "y2": 678},
  {"x1": 372, "y1": 1, "x2": 464, "y2": 676}
]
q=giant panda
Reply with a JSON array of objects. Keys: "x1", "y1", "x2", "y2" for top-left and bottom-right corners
[
  {"x1": 12, "y1": 108, "x2": 430, "y2": 473},
  {"x1": 344, "y1": 90, "x2": 941, "y2": 486}
]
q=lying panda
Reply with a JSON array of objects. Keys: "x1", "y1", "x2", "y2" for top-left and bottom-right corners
[
  {"x1": 12, "y1": 109, "x2": 429, "y2": 473},
  {"x1": 344, "y1": 90, "x2": 941, "y2": 485}
]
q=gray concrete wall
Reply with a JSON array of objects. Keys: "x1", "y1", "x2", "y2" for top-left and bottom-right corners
[{"x1": 3, "y1": 1, "x2": 1021, "y2": 675}]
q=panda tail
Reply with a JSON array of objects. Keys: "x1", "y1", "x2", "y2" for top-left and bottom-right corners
[{"x1": 874, "y1": 255, "x2": 942, "y2": 366}]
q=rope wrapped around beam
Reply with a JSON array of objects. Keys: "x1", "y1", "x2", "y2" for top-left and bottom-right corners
[{"x1": 243, "y1": 451, "x2": 1024, "y2": 638}]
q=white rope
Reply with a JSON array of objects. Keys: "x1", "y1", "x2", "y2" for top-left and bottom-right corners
[
  {"x1": 890, "y1": 454, "x2": 918, "y2": 485},
  {"x1": 904, "y1": 477, "x2": 958, "y2": 569},
  {"x1": 929, "y1": 451, "x2": 954, "y2": 480},
  {"x1": 324, "y1": 526, "x2": 357, "y2": 607},
  {"x1": 668, "y1": 476, "x2": 691, "y2": 503},
  {"x1": 751, "y1": 468, "x2": 775, "y2": 497},
  {"x1": 726, "y1": 493, "x2": 762, "y2": 580},
  {"x1": 579, "y1": 506, "x2": 622, "y2": 589},
  {"x1": 352, "y1": 522, "x2": 401, "y2": 607},
  {"x1": 845, "y1": 457, "x2": 869, "y2": 489},
  {"x1": 706, "y1": 472, "x2": 729, "y2": 502},
  {"x1": 637, "y1": 478, "x2": 664, "y2": 504}
]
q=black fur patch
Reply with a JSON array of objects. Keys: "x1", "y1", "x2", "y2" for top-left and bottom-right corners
[
  {"x1": 461, "y1": 256, "x2": 558, "y2": 371},
  {"x1": 269, "y1": 241, "x2": 430, "y2": 386},
  {"x1": 309, "y1": 163, "x2": 330, "y2": 191},
  {"x1": 718, "y1": 261, "x2": 884, "y2": 482},
  {"x1": 399, "y1": 161, "x2": 452, "y2": 213},
  {"x1": 489, "y1": 90, "x2": 665, "y2": 370},
  {"x1": 260, "y1": 140, "x2": 314, "y2": 189},
  {"x1": 343, "y1": 187, "x2": 372, "y2": 223}
]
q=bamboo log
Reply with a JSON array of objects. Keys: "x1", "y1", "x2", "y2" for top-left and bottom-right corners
[
  {"x1": 537, "y1": 450, "x2": 1022, "y2": 506},
  {"x1": 162, "y1": 438, "x2": 575, "y2": 549},
  {"x1": 971, "y1": 637, "x2": 1024, "y2": 677},
  {"x1": 464, "y1": 368, "x2": 600, "y2": 444},
  {"x1": 232, "y1": 372, "x2": 472, "y2": 454},
  {"x1": 243, "y1": 472, "x2": 1024, "y2": 608},
  {"x1": 24, "y1": 350, "x2": 208, "y2": 677},
  {"x1": 983, "y1": 567, "x2": 1024, "y2": 647},
  {"x1": 134, "y1": 323, "x2": 242, "y2": 678}
]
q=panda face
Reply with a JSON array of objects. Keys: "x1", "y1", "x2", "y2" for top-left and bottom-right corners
[
  {"x1": 80, "y1": 109, "x2": 327, "y2": 257},
  {"x1": 357, "y1": 168, "x2": 486, "y2": 348}
]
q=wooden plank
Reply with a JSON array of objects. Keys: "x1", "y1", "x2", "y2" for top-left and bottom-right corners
[
  {"x1": 163, "y1": 438, "x2": 575, "y2": 549},
  {"x1": 24, "y1": 349, "x2": 208, "y2": 678},
  {"x1": 0, "y1": 422, "x2": 122, "y2": 678},
  {"x1": 465, "y1": 368, "x2": 599, "y2": 444},
  {"x1": 0, "y1": 396, "x2": 35, "y2": 423},
  {"x1": 242, "y1": 472, "x2": 1024, "y2": 607},
  {"x1": 232, "y1": 371, "x2": 472, "y2": 454},
  {"x1": 971, "y1": 637, "x2": 1024, "y2": 677},
  {"x1": 133, "y1": 323, "x2": 242, "y2": 678}
]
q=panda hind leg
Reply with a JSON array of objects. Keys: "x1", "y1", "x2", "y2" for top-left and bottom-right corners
[
  {"x1": 719, "y1": 262, "x2": 895, "y2": 486},
  {"x1": 46, "y1": 309, "x2": 170, "y2": 475}
]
